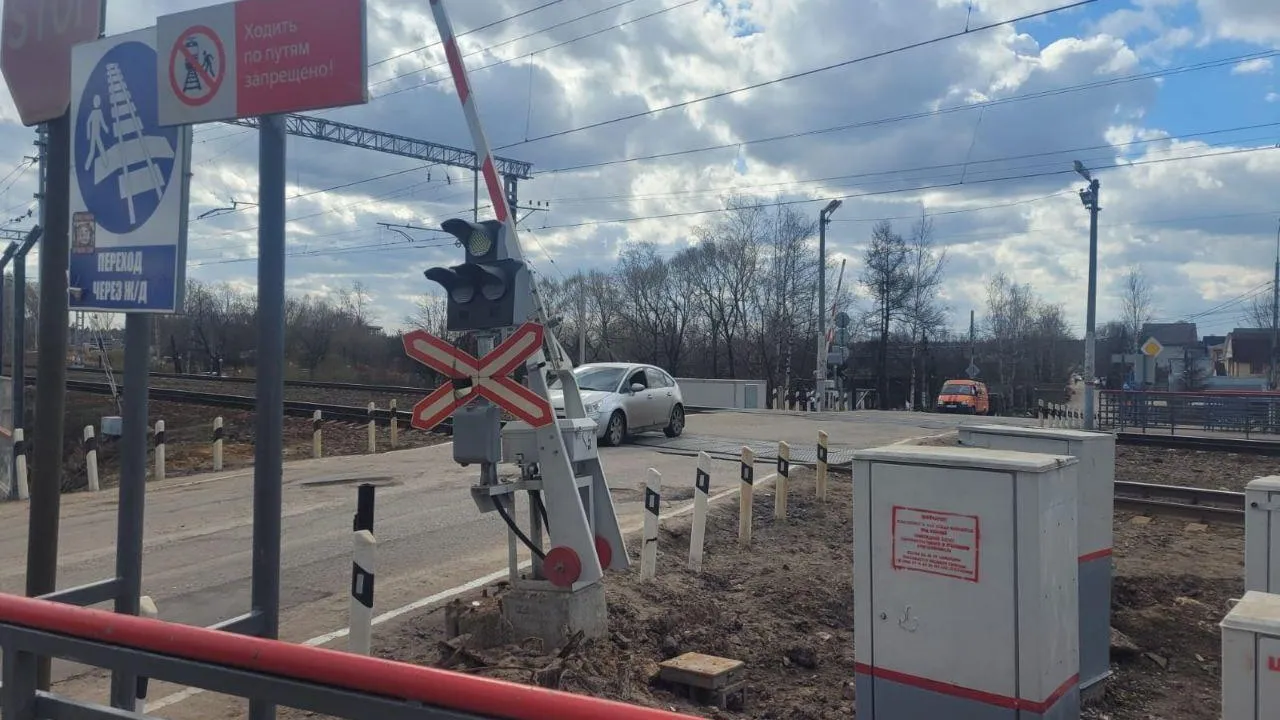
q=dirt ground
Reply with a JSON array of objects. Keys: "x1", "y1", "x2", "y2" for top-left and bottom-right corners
[
  {"x1": 52, "y1": 392, "x2": 447, "y2": 491},
  {"x1": 1115, "y1": 445, "x2": 1279, "y2": 490},
  {"x1": 328, "y1": 437, "x2": 1256, "y2": 720}
]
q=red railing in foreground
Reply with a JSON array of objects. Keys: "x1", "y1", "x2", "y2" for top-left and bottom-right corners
[{"x1": 0, "y1": 594, "x2": 698, "y2": 720}]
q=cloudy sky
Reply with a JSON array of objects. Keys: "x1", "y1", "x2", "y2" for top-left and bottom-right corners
[{"x1": 0, "y1": 0, "x2": 1277, "y2": 337}]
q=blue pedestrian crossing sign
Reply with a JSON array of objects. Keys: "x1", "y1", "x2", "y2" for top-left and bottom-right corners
[{"x1": 69, "y1": 27, "x2": 193, "y2": 315}]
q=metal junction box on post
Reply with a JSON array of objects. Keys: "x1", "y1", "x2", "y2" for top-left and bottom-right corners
[
  {"x1": 1245, "y1": 477, "x2": 1280, "y2": 593},
  {"x1": 1221, "y1": 590, "x2": 1280, "y2": 719},
  {"x1": 852, "y1": 445, "x2": 1081, "y2": 720},
  {"x1": 957, "y1": 423, "x2": 1115, "y2": 698}
]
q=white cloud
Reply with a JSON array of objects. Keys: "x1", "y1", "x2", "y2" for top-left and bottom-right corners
[
  {"x1": 0, "y1": 0, "x2": 1276, "y2": 340},
  {"x1": 1232, "y1": 57, "x2": 1274, "y2": 74},
  {"x1": 1268, "y1": 91, "x2": 1279, "y2": 102}
]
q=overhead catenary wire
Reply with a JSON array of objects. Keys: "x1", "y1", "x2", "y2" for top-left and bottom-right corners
[
  {"x1": 490, "y1": 0, "x2": 1100, "y2": 151},
  {"x1": 534, "y1": 49, "x2": 1280, "y2": 175}
]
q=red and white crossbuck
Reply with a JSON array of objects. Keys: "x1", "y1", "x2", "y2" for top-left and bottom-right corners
[{"x1": 402, "y1": 322, "x2": 554, "y2": 431}]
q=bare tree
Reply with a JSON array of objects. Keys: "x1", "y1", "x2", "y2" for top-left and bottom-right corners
[
  {"x1": 984, "y1": 272, "x2": 1035, "y2": 394},
  {"x1": 902, "y1": 213, "x2": 948, "y2": 409},
  {"x1": 1244, "y1": 292, "x2": 1277, "y2": 330},
  {"x1": 860, "y1": 220, "x2": 912, "y2": 409},
  {"x1": 1119, "y1": 265, "x2": 1155, "y2": 351}
]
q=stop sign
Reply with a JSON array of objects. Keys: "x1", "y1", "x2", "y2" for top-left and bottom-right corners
[{"x1": 1, "y1": 0, "x2": 103, "y2": 126}]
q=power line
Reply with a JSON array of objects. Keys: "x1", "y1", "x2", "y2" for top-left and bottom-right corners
[
  {"x1": 535, "y1": 49, "x2": 1280, "y2": 175},
  {"x1": 531, "y1": 122, "x2": 1280, "y2": 206},
  {"x1": 373, "y1": 0, "x2": 696, "y2": 99},
  {"x1": 491, "y1": 0, "x2": 1100, "y2": 151},
  {"x1": 369, "y1": 0, "x2": 568, "y2": 68},
  {"x1": 528, "y1": 145, "x2": 1279, "y2": 231}
]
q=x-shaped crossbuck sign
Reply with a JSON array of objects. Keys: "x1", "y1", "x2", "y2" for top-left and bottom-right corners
[{"x1": 401, "y1": 321, "x2": 554, "y2": 431}]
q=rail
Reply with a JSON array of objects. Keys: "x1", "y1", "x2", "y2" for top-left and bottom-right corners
[
  {"x1": 1112, "y1": 480, "x2": 1245, "y2": 525},
  {"x1": 0, "y1": 593, "x2": 696, "y2": 720},
  {"x1": 1099, "y1": 390, "x2": 1280, "y2": 438}
]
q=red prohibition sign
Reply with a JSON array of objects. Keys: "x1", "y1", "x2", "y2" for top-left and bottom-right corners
[
  {"x1": 402, "y1": 322, "x2": 553, "y2": 431},
  {"x1": 169, "y1": 24, "x2": 226, "y2": 108}
]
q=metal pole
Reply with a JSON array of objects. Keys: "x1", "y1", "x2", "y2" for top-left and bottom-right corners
[
  {"x1": 1271, "y1": 219, "x2": 1278, "y2": 390},
  {"x1": 29, "y1": 108, "x2": 72, "y2": 690},
  {"x1": 1082, "y1": 177, "x2": 1100, "y2": 430},
  {"x1": 816, "y1": 212, "x2": 826, "y2": 412},
  {"x1": 0, "y1": 243, "x2": 17, "y2": 376},
  {"x1": 109, "y1": 315, "x2": 148, "y2": 710},
  {"x1": 249, "y1": 115, "x2": 287, "y2": 720},
  {"x1": 473, "y1": 160, "x2": 479, "y2": 222}
]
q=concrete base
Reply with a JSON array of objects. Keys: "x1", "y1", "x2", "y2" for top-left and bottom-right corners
[{"x1": 500, "y1": 580, "x2": 607, "y2": 651}]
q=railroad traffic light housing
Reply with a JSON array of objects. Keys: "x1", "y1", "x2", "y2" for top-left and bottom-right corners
[{"x1": 425, "y1": 219, "x2": 533, "y2": 331}]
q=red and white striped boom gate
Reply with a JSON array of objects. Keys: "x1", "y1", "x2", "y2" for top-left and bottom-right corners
[{"x1": 0, "y1": 592, "x2": 700, "y2": 719}]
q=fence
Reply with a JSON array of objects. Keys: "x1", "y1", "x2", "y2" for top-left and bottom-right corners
[
  {"x1": 1098, "y1": 390, "x2": 1280, "y2": 437},
  {"x1": 0, "y1": 592, "x2": 697, "y2": 720}
]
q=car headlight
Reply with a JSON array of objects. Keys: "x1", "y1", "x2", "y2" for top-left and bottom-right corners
[{"x1": 584, "y1": 402, "x2": 601, "y2": 416}]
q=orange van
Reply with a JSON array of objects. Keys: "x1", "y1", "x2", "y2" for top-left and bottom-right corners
[{"x1": 935, "y1": 379, "x2": 992, "y2": 415}]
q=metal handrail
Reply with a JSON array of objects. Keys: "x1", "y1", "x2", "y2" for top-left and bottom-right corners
[
  {"x1": 1097, "y1": 389, "x2": 1280, "y2": 437},
  {"x1": 0, "y1": 594, "x2": 697, "y2": 720}
]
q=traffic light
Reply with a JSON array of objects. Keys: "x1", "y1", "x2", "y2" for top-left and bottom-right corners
[{"x1": 425, "y1": 219, "x2": 533, "y2": 331}]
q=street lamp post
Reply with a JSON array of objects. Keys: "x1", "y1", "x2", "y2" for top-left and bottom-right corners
[
  {"x1": 816, "y1": 199, "x2": 842, "y2": 412},
  {"x1": 1074, "y1": 160, "x2": 1101, "y2": 430}
]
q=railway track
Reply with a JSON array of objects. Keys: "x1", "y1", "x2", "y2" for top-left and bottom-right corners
[
  {"x1": 1113, "y1": 480, "x2": 1245, "y2": 525},
  {"x1": 50, "y1": 377, "x2": 453, "y2": 432},
  {"x1": 1114, "y1": 431, "x2": 1280, "y2": 456}
]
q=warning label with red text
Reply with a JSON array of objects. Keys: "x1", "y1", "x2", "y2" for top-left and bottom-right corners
[{"x1": 890, "y1": 506, "x2": 980, "y2": 582}]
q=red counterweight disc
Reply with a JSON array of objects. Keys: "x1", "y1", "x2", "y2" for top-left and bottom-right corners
[
  {"x1": 543, "y1": 546, "x2": 582, "y2": 587},
  {"x1": 595, "y1": 535, "x2": 613, "y2": 569}
]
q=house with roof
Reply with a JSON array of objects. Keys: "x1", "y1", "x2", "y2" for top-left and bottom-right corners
[
  {"x1": 1136, "y1": 322, "x2": 1208, "y2": 391},
  {"x1": 1224, "y1": 328, "x2": 1274, "y2": 383}
]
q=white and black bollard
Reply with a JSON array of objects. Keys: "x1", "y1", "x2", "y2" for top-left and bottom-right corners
[
  {"x1": 688, "y1": 451, "x2": 711, "y2": 573},
  {"x1": 212, "y1": 416, "x2": 224, "y2": 471},
  {"x1": 153, "y1": 420, "x2": 166, "y2": 482},
  {"x1": 641, "y1": 467, "x2": 661, "y2": 581},
  {"x1": 816, "y1": 430, "x2": 829, "y2": 502},
  {"x1": 312, "y1": 410, "x2": 323, "y2": 458},
  {"x1": 84, "y1": 425, "x2": 100, "y2": 492},
  {"x1": 14, "y1": 428, "x2": 28, "y2": 500},
  {"x1": 739, "y1": 446, "x2": 754, "y2": 548},
  {"x1": 389, "y1": 398, "x2": 398, "y2": 449},
  {"x1": 367, "y1": 402, "x2": 376, "y2": 454},
  {"x1": 350, "y1": 529, "x2": 376, "y2": 655},
  {"x1": 775, "y1": 441, "x2": 790, "y2": 521},
  {"x1": 136, "y1": 595, "x2": 158, "y2": 705}
]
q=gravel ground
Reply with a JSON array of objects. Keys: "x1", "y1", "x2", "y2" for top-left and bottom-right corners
[{"x1": 1116, "y1": 445, "x2": 1279, "y2": 490}]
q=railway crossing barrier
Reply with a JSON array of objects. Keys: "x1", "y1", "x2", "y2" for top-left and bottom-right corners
[{"x1": 0, "y1": 592, "x2": 700, "y2": 720}]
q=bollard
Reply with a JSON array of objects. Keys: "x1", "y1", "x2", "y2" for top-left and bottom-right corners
[
  {"x1": 367, "y1": 402, "x2": 376, "y2": 454},
  {"x1": 353, "y1": 482, "x2": 375, "y2": 533},
  {"x1": 153, "y1": 420, "x2": 166, "y2": 482},
  {"x1": 84, "y1": 425, "x2": 100, "y2": 492},
  {"x1": 739, "y1": 446, "x2": 754, "y2": 548},
  {"x1": 775, "y1": 441, "x2": 790, "y2": 521},
  {"x1": 641, "y1": 467, "x2": 661, "y2": 581},
  {"x1": 14, "y1": 428, "x2": 28, "y2": 500},
  {"x1": 349, "y1": 529, "x2": 376, "y2": 655},
  {"x1": 816, "y1": 430, "x2": 829, "y2": 502},
  {"x1": 212, "y1": 416, "x2": 224, "y2": 471},
  {"x1": 312, "y1": 410, "x2": 323, "y2": 458},
  {"x1": 389, "y1": 398, "x2": 398, "y2": 449},
  {"x1": 688, "y1": 451, "x2": 711, "y2": 573},
  {"x1": 136, "y1": 596, "x2": 158, "y2": 703},
  {"x1": 1038, "y1": 399, "x2": 1046, "y2": 428}
]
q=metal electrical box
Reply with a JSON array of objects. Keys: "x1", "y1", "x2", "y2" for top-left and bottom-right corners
[
  {"x1": 1221, "y1": 590, "x2": 1280, "y2": 720},
  {"x1": 853, "y1": 445, "x2": 1080, "y2": 720},
  {"x1": 957, "y1": 423, "x2": 1115, "y2": 697},
  {"x1": 501, "y1": 418, "x2": 598, "y2": 466},
  {"x1": 1246, "y1": 477, "x2": 1280, "y2": 593}
]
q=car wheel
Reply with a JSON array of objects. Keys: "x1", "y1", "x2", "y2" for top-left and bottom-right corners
[
  {"x1": 664, "y1": 404, "x2": 685, "y2": 438},
  {"x1": 602, "y1": 411, "x2": 626, "y2": 447}
]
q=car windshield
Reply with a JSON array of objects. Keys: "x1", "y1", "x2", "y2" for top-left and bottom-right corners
[
  {"x1": 940, "y1": 383, "x2": 975, "y2": 396},
  {"x1": 550, "y1": 366, "x2": 626, "y2": 392}
]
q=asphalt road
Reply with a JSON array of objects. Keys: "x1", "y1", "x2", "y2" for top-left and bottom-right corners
[{"x1": 0, "y1": 408, "x2": 1034, "y2": 714}]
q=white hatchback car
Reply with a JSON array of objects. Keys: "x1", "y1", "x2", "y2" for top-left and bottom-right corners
[{"x1": 548, "y1": 362, "x2": 686, "y2": 446}]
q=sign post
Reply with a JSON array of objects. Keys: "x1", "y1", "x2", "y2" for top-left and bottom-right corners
[
  {"x1": 1, "y1": 0, "x2": 104, "y2": 694},
  {"x1": 155, "y1": 4, "x2": 367, "y2": 717},
  {"x1": 69, "y1": 27, "x2": 193, "y2": 711}
]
